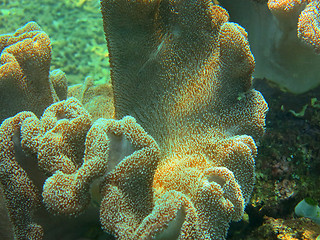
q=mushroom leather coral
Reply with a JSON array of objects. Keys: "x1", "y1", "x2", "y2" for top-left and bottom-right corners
[
  {"x1": 101, "y1": 0, "x2": 268, "y2": 239},
  {"x1": 268, "y1": 0, "x2": 320, "y2": 54},
  {"x1": 0, "y1": 98, "x2": 95, "y2": 239},
  {"x1": 68, "y1": 77, "x2": 115, "y2": 121},
  {"x1": 219, "y1": 0, "x2": 320, "y2": 94},
  {"x1": 297, "y1": 1, "x2": 320, "y2": 53},
  {"x1": 0, "y1": 97, "x2": 160, "y2": 239},
  {"x1": 0, "y1": 21, "x2": 67, "y2": 123},
  {"x1": 0, "y1": 0, "x2": 268, "y2": 239},
  {"x1": 267, "y1": 0, "x2": 320, "y2": 89}
]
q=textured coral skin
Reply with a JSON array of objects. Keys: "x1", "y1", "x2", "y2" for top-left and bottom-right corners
[
  {"x1": 68, "y1": 77, "x2": 115, "y2": 121},
  {"x1": 0, "y1": 97, "x2": 160, "y2": 239},
  {"x1": 268, "y1": 0, "x2": 309, "y2": 14},
  {"x1": 101, "y1": 0, "x2": 268, "y2": 239},
  {"x1": 297, "y1": 1, "x2": 320, "y2": 53},
  {"x1": 99, "y1": 116, "x2": 161, "y2": 239},
  {"x1": 0, "y1": 22, "x2": 67, "y2": 123},
  {"x1": 0, "y1": 98, "x2": 109, "y2": 239},
  {"x1": 0, "y1": 1, "x2": 268, "y2": 239},
  {"x1": 0, "y1": 98, "x2": 91, "y2": 239},
  {"x1": 0, "y1": 111, "x2": 44, "y2": 240}
]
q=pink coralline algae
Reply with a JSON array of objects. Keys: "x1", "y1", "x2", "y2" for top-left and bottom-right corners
[{"x1": 0, "y1": 0, "x2": 268, "y2": 240}]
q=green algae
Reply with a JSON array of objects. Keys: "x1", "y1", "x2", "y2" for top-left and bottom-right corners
[{"x1": 0, "y1": 0, "x2": 110, "y2": 85}]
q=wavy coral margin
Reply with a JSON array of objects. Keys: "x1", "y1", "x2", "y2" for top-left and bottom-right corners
[{"x1": 0, "y1": 0, "x2": 268, "y2": 239}]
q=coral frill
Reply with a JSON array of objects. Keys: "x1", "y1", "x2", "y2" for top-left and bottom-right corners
[{"x1": 0, "y1": 0, "x2": 268, "y2": 239}]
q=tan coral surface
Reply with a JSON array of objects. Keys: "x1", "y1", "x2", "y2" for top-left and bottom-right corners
[
  {"x1": 0, "y1": 22, "x2": 67, "y2": 123},
  {"x1": 101, "y1": 0, "x2": 268, "y2": 239},
  {"x1": 0, "y1": 0, "x2": 268, "y2": 239}
]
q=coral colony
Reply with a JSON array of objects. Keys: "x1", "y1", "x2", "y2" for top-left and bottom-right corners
[
  {"x1": 219, "y1": 0, "x2": 320, "y2": 94},
  {"x1": 5, "y1": 0, "x2": 318, "y2": 239}
]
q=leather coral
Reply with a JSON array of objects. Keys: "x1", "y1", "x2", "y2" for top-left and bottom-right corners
[
  {"x1": 0, "y1": 0, "x2": 268, "y2": 239},
  {"x1": 219, "y1": 0, "x2": 320, "y2": 94},
  {"x1": 0, "y1": 21, "x2": 67, "y2": 123},
  {"x1": 100, "y1": 0, "x2": 268, "y2": 239}
]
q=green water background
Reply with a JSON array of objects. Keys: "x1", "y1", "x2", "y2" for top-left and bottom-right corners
[{"x1": 0, "y1": 0, "x2": 109, "y2": 85}]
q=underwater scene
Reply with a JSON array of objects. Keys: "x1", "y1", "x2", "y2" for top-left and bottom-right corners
[{"x1": 0, "y1": 0, "x2": 319, "y2": 239}]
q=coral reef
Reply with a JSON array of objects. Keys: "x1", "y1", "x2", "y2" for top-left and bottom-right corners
[
  {"x1": 0, "y1": 98, "x2": 90, "y2": 239},
  {"x1": 101, "y1": 0, "x2": 267, "y2": 239},
  {"x1": 219, "y1": 0, "x2": 320, "y2": 94},
  {"x1": 229, "y1": 79, "x2": 320, "y2": 240},
  {"x1": 68, "y1": 77, "x2": 114, "y2": 121},
  {"x1": 268, "y1": 0, "x2": 320, "y2": 53},
  {"x1": 0, "y1": 0, "x2": 268, "y2": 239},
  {"x1": 0, "y1": 21, "x2": 67, "y2": 123},
  {"x1": 247, "y1": 216, "x2": 320, "y2": 240}
]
